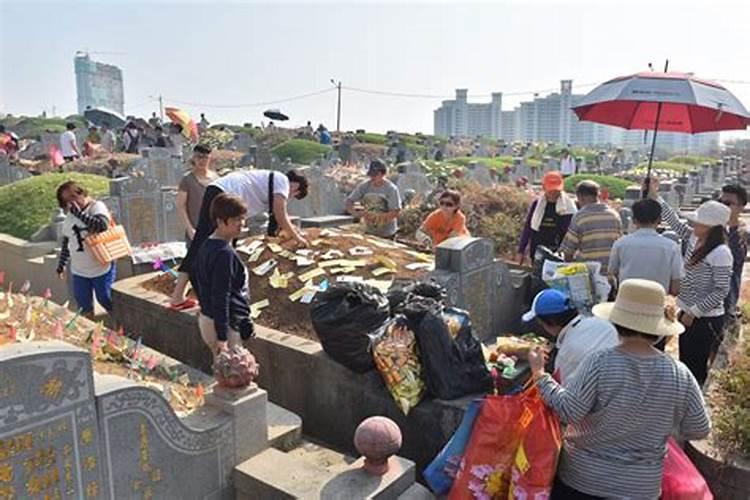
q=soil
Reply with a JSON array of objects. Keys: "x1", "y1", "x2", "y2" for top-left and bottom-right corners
[
  {"x1": 142, "y1": 228, "x2": 433, "y2": 340},
  {"x1": 0, "y1": 293, "x2": 205, "y2": 415}
]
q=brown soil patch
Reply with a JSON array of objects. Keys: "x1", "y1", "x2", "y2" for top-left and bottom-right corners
[{"x1": 142, "y1": 228, "x2": 432, "y2": 340}]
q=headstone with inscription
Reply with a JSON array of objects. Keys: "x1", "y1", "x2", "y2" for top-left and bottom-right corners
[
  {"x1": 110, "y1": 176, "x2": 162, "y2": 244},
  {"x1": 429, "y1": 237, "x2": 503, "y2": 341},
  {"x1": 140, "y1": 148, "x2": 185, "y2": 188}
]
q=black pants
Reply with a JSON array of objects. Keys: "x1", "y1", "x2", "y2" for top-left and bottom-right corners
[
  {"x1": 178, "y1": 185, "x2": 224, "y2": 274},
  {"x1": 551, "y1": 476, "x2": 603, "y2": 500},
  {"x1": 679, "y1": 315, "x2": 725, "y2": 386}
]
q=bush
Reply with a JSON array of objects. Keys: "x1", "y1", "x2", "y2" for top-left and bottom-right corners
[
  {"x1": 447, "y1": 156, "x2": 515, "y2": 171},
  {"x1": 355, "y1": 133, "x2": 388, "y2": 145},
  {"x1": 1, "y1": 115, "x2": 87, "y2": 140},
  {"x1": 563, "y1": 174, "x2": 633, "y2": 200},
  {"x1": 0, "y1": 173, "x2": 110, "y2": 240},
  {"x1": 270, "y1": 139, "x2": 331, "y2": 164},
  {"x1": 669, "y1": 155, "x2": 715, "y2": 166},
  {"x1": 712, "y1": 334, "x2": 750, "y2": 458},
  {"x1": 631, "y1": 161, "x2": 695, "y2": 174}
]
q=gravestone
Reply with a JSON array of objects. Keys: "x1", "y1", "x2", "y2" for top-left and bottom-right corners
[
  {"x1": 140, "y1": 148, "x2": 185, "y2": 188},
  {"x1": 230, "y1": 133, "x2": 253, "y2": 152},
  {"x1": 286, "y1": 166, "x2": 347, "y2": 218},
  {"x1": 712, "y1": 162, "x2": 724, "y2": 188},
  {"x1": 255, "y1": 147, "x2": 273, "y2": 170},
  {"x1": 465, "y1": 161, "x2": 493, "y2": 186},
  {"x1": 0, "y1": 156, "x2": 31, "y2": 185},
  {"x1": 701, "y1": 163, "x2": 713, "y2": 192},
  {"x1": 688, "y1": 171, "x2": 701, "y2": 196},
  {"x1": 659, "y1": 180, "x2": 680, "y2": 209},
  {"x1": 623, "y1": 186, "x2": 641, "y2": 208},
  {"x1": 0, "y1": 342, "x2": 104, "y2": 499},
  {"x1": 159, "y1": 188, "x2": 184, "y2": 242},
  {"x1": 429, "y1": 237, "x2": 501, "y2": 341},
  {"x1": 515, "y1": 157, "x2": 532, "y2": 182},
  {"x1": 393, "y1": 163, "x2": 434, "y2": 197},
  {"x1": 110, "y1": 176, "x2": 162, "y2": 244}
]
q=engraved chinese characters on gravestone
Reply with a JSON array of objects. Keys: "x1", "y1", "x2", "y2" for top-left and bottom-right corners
[
  {"x1": 110, "y1": 176, "x2": 161, "y2": 244},
  {"x1": 0, "y1": 342, "x2": 103, "y2": 499}
]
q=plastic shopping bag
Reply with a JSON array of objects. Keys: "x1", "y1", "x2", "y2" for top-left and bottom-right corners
[
  {"x1": 661, "y1": 438, "x2": 713, "y2": 500},
  {"x1": 424, "y1": 399, "x2": 483, "y2": 495},
  {"x1": 449, "y1": 386, "x2": 561, "y2": 500}
]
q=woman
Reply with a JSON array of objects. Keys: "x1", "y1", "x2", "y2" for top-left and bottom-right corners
[
  {"x1": 528, "y1": 279, "x2": 710, "y2": 499},
  {"x1": 170, "y1": 144, "x2": 218, "y2": 309},
  {"x1": 646, "y1": 178, "x2": 732, "y2": 385},
  {"x1": 416, "y1": 190, "x2": 470, "y2": 247},
  {"x1": 56, "y1": 181, "x2": 116, "y2": 319}
]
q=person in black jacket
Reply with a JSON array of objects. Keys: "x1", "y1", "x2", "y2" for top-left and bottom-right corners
[{"x1": 191, "y1": 193, "x2": 255, "y2": 354}]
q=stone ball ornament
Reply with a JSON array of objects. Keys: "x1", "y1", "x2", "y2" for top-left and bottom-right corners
[
  {"x1": 353, "y1": 416, "x2": 402, "y2": 475},
  {"x1": 212, "y1": 345, "x2": 259, "y2": 389}
]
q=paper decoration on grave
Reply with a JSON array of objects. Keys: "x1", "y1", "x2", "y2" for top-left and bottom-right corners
[
  {"x1": 268, "y1": 242, "x2": 284, "y2": 253},
  {"x1": 289, "y1": 280, "x2": 315, "y2": 302},
  {"x1": 364, "y1": 279, "x2": 393, "y2": 294},
  {"x1": 375, "y1": 255, "x2": 398, "y2": 271},
  {"x1": 269, "y1": 269, "x2": 294, "y2": 289},
  {"x1": 298, "y1": 267, "x2": 326, "y2": 282},
  {"x1": 372, "y1": 267, "x2": 395, "y2": 277},
  {"x1": 405, "y1": 262, "x2": 434, "y2": 271},
  {"x1": 248, "y1": 247, "x2": 264, "y2": 262},
  {"x1": 337, "y1": 276, "x2": 364, "y2": 283},
  {"x1": 295, "y1": 256, "x2": 315, "y2": 267},
  {"x1": 153, "y1": 257, "x2": 179, "y2": 277},
  {"x1": 405, "y1": 250, "x2": 433, "y2": 263},
  {"x1": 330, "y1": 267, "x2": 356, "y2": 275},
  {"x1": 321, "y1": 249, "x2": 345, "y2": 260},
  {"x1": 349, "y1": 246, "x2": 373, "y2": 256},
  {"x1": 250, "y1": 299, "x2": 271, "y2": 319},
  {"x1": 237, "y1": 240, "x2": 264, "y2": 255},
  {"x1": 252, "y1": 259, "x2": 278, "y2": 276}
]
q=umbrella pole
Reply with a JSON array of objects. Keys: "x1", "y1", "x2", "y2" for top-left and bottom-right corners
[{"x1": 643, "y1": 59, "x2": 669, "y2": 198}]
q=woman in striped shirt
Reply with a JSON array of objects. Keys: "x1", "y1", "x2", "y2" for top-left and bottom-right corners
[
  {"x1": 647, "y1": 178, "x2": 733, "y2": 385},
  {"x1": 529, "y1": 279, "x2": 710, "y2": 499}
]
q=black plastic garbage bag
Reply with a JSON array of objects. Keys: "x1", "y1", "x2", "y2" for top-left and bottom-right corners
[
  {"x1": 412, "y1": 306, "x2": 492, "y2": 400},
  {"x1": 310, "y1": 282, "x2": 390, "y2": 373},
  {"x1": 388, "y1": 279, "x2": 447, "y2": 314}
]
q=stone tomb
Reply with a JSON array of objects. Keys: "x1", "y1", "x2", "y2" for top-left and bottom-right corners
[
  {"x1": 464, "y1": 161, "x2": 494, "y2": 186},
  {"x1": 429, "y1": 237, "x2": 519, "y2": 341},
  {"x1": 393, "y1": 163, "x2": 434, "y2": 198},
  {"x1": 0, "y1": 156, "x2": 31, "y2": 186},
  {"x1": 0, "y1": 341, "x2": 259, "y2": 499},
  {"x1": 287, "y1": 166, "x2": 348, "y2": 219},
  {"x1": 137, "y1": 148, "x2": 185, "y2": 188}
]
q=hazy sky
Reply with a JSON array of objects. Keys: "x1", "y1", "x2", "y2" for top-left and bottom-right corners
[{"x1": 1, "y1": 0, "x2": 749, "y2": 140}]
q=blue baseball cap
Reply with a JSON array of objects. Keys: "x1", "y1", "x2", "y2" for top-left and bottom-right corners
[{"x1": 522, "y1": 289, "x2": 574, "y2": 322}]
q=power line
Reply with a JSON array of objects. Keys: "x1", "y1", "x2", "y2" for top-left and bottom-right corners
[
  {"x1": 341, "y1": 82, "x2": 601, "y2": 100},
  {"x1": 162, "y1": 88, "x2": 336, "y2": 109}
]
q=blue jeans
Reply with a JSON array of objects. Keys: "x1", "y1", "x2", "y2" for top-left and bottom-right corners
[{"x1": 72, "y1": 264, "x2": 116, "y2": 314}]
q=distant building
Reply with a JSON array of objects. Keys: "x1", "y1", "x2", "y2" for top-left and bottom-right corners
[
  {"x1": 74, "y1": 53, "x2": 124, "y2": 115},
  {"x1": 439, "y1": 79, "x2": 719, "y2": 154},
  {"x1": 434, "y1": 90, "x2": 503, "y2": 139}
]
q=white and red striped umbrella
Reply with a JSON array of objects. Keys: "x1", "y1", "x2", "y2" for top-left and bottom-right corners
[{"x1": 573, "y1": 71, "x2": 749, "y2": 133}]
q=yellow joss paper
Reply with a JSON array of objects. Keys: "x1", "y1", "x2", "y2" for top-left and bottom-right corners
[
  {"x1": 269, "y1": 268, "x2": 289, "y2": 289},
  {"x1": 372, "y1": 267, "x2": 395, "y2": 277},
  {"x1": 330, "y1": 267, "x2": 356, "y2": 275},
  {"x1": 375, "y1": 255, "x2": 398, "y2": 270},
  {"x1": 288, "y1": 281, "x2": 314, "y2": 302},
  {"x1": 250, "y1": 299, "x2": 271, "y2": 319},
  {"x1": 298, "y1": 268, "x2": 326, "y2": 282},
  {"x1": 268, "y1": 243, "x2": 284, "y2": 253},
  {"x1": 248, "y1": 248, "x2": 264, "y2": 262}
]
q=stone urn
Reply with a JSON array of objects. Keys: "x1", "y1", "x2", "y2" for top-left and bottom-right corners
[
  {"x1": 212, "y1": 345, "x2": 259, "y2": 389},
  {"x1": 353, "y1": 416, "x2": 402, "y2": 476}
]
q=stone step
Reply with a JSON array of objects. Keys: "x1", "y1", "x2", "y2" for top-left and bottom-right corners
[
  {"x1": 267, "y1": 401, "x2": 303, "y2": 452},
  {"x1": 397, "y1": 483, "x2": 436, "y2": 500},
  {"x1": 235, "y1": 447, "x2": 416, "y2": 499}
]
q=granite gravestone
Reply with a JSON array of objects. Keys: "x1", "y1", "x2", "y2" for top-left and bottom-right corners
[
  {"x1": 393, "y1": 163, "x2": 434, "y2": 198},
  {"x1": 688, "y1": 171, "x2": 701, "y2": 196},
  {"x1": 0, "y1": 342, "x2": 103, "y2": 499},
  {"x1": 140, "y1": 148, "x2": 185, "y2": 188},
  {"x1": 110, "y1": 176, "x2": 162, "y2": 244},
  {"x1": 0, "y1": 156, "x2": 31, "y2": 186},
  {"x1": 429, "y1": 237, "x2": 504, "y2": 341},
  {"x1": 159, "y1": 188, "x2": 184, "y2": 242},
  {"x1": 700, "y1": 163, "x2": 713, "y2": 192},
  {"x1": 465, "y1": 162, "x2": 493, "y2": 186},
  {"x1": 286, "y1": 166, "x2": 347, "y2": 218},
  {"x1": 712, "y1": 163, "x2": 724, "y2": 188}
]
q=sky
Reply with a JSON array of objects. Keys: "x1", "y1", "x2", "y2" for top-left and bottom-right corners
[{"x1": 1, "y1": 0, "x2": 749, "y2": 141}]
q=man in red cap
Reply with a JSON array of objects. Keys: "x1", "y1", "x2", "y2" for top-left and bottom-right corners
[{"x1": 517, "y1": 171, "x2": 577, "y2": 265}]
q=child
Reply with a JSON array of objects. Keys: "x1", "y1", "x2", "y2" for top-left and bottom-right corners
[{"x1": 191, "y1": 193, "x2": 254, "y2": 354}]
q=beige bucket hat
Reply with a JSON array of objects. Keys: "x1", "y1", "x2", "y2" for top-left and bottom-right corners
[{"x1": 592, "y1": 279, "x2": 684, "y2": 337}]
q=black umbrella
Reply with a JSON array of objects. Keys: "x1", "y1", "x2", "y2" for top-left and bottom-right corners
[
  {"x1": 84, "y1": 107, "x2": 126, "y2": 128},
  {"x1": 263, "y1": 109, "x2": 289, "y2": 121}
]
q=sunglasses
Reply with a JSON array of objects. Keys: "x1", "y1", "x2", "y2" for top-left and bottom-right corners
[{"x1": 439, "y1": 201, "x2": 456, "y2": 208}]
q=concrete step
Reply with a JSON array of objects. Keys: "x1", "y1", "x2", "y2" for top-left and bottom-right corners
[
  {"x1": 267, "y1": 402, "x2": 302, "y2": 452},
  {"x1": 235, "y1": 446, "x2": 416, "y2": 499},
  {"x1": 397, "y1": 483, "x2": 436, "y2": 500}
]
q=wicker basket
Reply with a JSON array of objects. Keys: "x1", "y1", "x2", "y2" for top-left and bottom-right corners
[{"x1": 84, "y1": 224, "x2": 132, "y2": 265}]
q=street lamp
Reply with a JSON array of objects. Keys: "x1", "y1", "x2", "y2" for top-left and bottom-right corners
[{"x1": 330, "y1": 79, "x2": 341, "y2": 133}]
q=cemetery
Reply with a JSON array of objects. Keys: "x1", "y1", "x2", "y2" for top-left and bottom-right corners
[{"x1": 0, "y1": 114, "x2": 749, "y2": 498}]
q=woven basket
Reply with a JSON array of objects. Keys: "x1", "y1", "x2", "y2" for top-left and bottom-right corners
[{"x1": 84, "y1": 224, "x2": 132, "y2": 265}]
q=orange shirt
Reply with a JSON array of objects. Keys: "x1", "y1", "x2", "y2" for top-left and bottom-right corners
[{"x1": 422, "y1": 209, "x2": 470, "y2": 246}]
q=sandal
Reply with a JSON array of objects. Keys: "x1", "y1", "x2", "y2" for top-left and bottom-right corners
[{"x1": 168, "y1": 298, "x2": 198, "y2": 310}]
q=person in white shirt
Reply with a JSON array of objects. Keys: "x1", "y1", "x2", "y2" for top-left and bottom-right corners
[
  {"x1": 100, "y1": 122, "x2": 117, "y2": 153},
  {"x1": 523, "y1": 288, "x2": 618, "y2": 384},
  {"x1": 560, "y1": 150, "x2": 576, "y2": 177},
  {"x1": 59, "y1": 123, "x2": 80, "y2": 163},
  {"x1": 170, "y1": 159, "x2": 310, "y2": 308}
]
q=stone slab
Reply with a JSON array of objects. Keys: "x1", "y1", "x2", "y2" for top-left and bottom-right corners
[
  {"x1": 235, "y1": 447, "x2": 326, "y2": 499},
  {"x1": 267, "y1": 402, "x2": 302, "y2": 452},
  {"x1": 398, "y1": 483, "x2": 436, "y2": 500},
  {"x1": 300, "y1": 215, "x2": 355, "y2": 228}
]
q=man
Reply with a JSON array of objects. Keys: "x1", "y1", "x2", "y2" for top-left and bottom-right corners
[
  {"x1": 199, "y1": 113, "x2": 210, "y2": 134},
  {"x1": 100, "y1": 123, "x2": 117, "y2": 153},
  {"x1": 609, "y1": 198, "x2": 683, "y2": 296},
  {"x1": 517, "y1": 171, "x2": 577, "y2": 265},
  {"x1": 719, "y1": 184, "x2": 748, "y2": 325},
  {"x1": 560, "y1": 180, "x2": 622, "y2": 274},
  {"x1": 154, "y1": 126, "x2": 170, "y2": 148},
  {"x1": 123, "y1": 122, "x2": 141, "y2": 154},
  {"x1": 523, "y1": 288, "x2": 618, "y2": 384},
  {"x1": 346, "y1": 159, "x2": 402, "y2": 238},
  {"x1": 148, "y1": 112, "x2": 162, "y2": 129},
  {"x1": 171, "y1": 156, "x2": 310, "y2": 307},
  {"x1": 60, "y1": 123, "x2": 80, "y2": 163},
  {"x1": 560, "y1": 150, "x2": 576, "y2": 178}
]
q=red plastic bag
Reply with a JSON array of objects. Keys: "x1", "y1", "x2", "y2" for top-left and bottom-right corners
[
  {"x1": 449, "y1": 386, "x2": 561, "y2": 499},
  {"x1": 661, "y1": 438, "x2": 713, "y2": 500}
]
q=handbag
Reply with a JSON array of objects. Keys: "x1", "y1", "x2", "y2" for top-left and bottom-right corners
[{"x1": 84, "y1": 214, "x2": 133, "y2": 265}]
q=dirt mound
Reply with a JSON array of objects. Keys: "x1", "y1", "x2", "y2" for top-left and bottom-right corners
[{"x1": 142, "y1": 228, "x2": 433, "y2": 340}]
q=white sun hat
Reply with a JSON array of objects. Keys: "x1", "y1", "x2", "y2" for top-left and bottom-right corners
[
  {"x1": 686, "y1": 200, "x2": 731, "y2": 227},
  {"x1": 592, "y1": 279, "x2": 684, "y2": 337}
]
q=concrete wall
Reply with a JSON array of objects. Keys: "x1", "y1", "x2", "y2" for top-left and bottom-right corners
[{"x1": 112, "y1": 272, "x2": 471, "y2": 476}]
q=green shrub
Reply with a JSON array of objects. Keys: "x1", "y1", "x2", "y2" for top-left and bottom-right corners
[
  {"x1": 631, "y1": 161, "x2": 695, "y2": 174},
  {"x1": 669, "y1": 155, "x2": 715, "y2": 166},
  {"x1": 355, "y1": 133, "x2": 388, "y2": 145},
  {"x1": 713, "y1": 334, "x2": 750, "y2": 458},
  {"x1": 1, "y1": 116, "x2": 87, "y2": 140},
  {"x1": 270, "y1": 139, "x2": 331, "y2": 164},
  {"x1": 0, "y1": 173, "x2": 110, "y2": 240},
  {"x1": 563, "y1": 174, "x2": 633, "y2": 200},
  {"x1": 447, "y1": 156, "x2": 514, "y2": 171}
]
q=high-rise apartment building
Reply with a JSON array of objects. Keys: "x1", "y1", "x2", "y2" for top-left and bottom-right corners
[
  {"x1": 74, "y1": 52, "x2": 124, "y2": 115},
  {"x1": 434, "y1": 90, "x2": 503, "y2": 139}
]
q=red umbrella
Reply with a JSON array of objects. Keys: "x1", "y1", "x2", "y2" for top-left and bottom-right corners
[{"x1": 572, "y1": 63, "x2": 750, "y2": 191}]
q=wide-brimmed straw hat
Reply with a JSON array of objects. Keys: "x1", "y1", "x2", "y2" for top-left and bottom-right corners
[{"x1": 592, "y1": 279, "x2": 684, "y2": 337}]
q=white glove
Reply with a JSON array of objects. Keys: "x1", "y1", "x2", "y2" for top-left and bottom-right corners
[{"x1": 415, "y1": 229, "x2": 432, "y2": 247}]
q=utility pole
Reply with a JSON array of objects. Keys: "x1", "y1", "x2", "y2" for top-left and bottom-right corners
[
  {"x1": 331, "y1": 79, "x2": 341, "y2": 132},
  {"x1": 159, "y1": 95, "x2": 164, "y2": 122}
]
